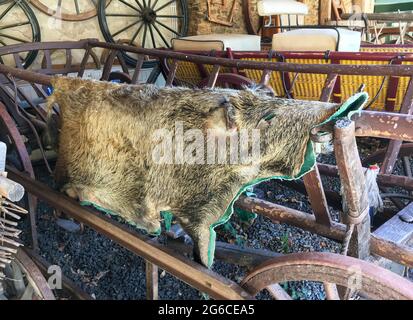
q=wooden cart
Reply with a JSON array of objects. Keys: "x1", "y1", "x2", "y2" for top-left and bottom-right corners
[{"x1": 0, "y1": 39, "x2": 413, "y2": 299}]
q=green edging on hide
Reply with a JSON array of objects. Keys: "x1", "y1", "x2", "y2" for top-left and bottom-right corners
[
  {"x1": 80, "y1": 200, "x2": 162, "y2": 236},
  {"x1": 205, "y1": 92, "x2": 369, "y2": 267},
  {"x1": 161, "y1": 211, "x2": 173, "y2": 232}
]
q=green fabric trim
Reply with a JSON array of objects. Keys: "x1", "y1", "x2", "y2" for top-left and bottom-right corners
[
  {"x1": 206, "y1": 92, "x2": 369, "y2": 267},
  {"x1": 80, "y1": 200, "x2": 162, "y2": 236},
  {"x1": 161, "y1": 211, "x2": 173, "y2": 232}
]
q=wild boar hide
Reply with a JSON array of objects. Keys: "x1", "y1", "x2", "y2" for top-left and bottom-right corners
[{"x1": 47, "y1": 76, "x2": 368, "y2": 267}]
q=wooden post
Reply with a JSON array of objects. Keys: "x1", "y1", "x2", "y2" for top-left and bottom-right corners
[
  {"x1": 334, "y1": 119, "x2": 370, "y2": 259},
  {"x1": 319, "y1": 0, "x2": 332, "y2": 25}
]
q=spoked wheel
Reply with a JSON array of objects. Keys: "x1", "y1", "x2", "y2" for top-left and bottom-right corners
[
  {"x1": 241, "y1": 252, "x2": 413, "y2": 300},
  {"x1": 1, "y1": 249, "x2": 55, "y2": 300},
  {"x1": 242, "y1": 0, "x2": 262, "y2": 36},
  {"x1": 98, "y1": 0, "x2": 189, "y2": 65},
  {"x1": 0, "y1": 0, "x2": 40, "y2": 68},
  {"x1": 30, "y1": 0, "x2": 111, "y2": 21}
]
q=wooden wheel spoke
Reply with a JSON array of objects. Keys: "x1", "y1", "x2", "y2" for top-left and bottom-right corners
[
  {"x1": 154, "y1": 19, "x2": 180, "y2": 36},
  {"x1": 151, "y1": 0, "x2": 159, "y2": 10},
  {"x1": 154, "y1": 0, "x2": 176, "y2": 13},
  {"x1": 157, "y1": 15, "x2": 183, "y2": 19},
  {"x1": 99, "y1": 0, "x2": 187, "y2": 62},
  {"x1": 323, "y1": 282, "x2": 340, "y2": 300},
  {"x1": 74, "y1": 0, "x2": 80, "y2": 14},
  {"x1": 119, "y1": 0, "x2": 141, "y2": 13},
  {"x1": 151, "y1": 21, "x2": 170, "y2": 47},
  {"x1": 0, "y1": 21, "x2": 30, "y2": 31},
  {"x1": 112, "y1": 19, "x2": 142, "y2": 37},
  {"x1": 266, "y1": 284, "x2": 293, "y2": 300},
  {"x1": 0, "y1": 1, "x2": 40, "y2": 67},
  {"x1": 148, "y1": 23, "x2": 157, "y2": 48},
  {"x1": 0, "y1": 33, "x2": 29, "y2": 43},
  {"x1": 32, "y1": 0, "x2": 105, "y2": 20},
  {"x1": 130, "y1": 22, "x2": 145, "y2": 45},
  {"x1": 106, "y1": 13, "x2": 140, "y2": 17},
  {"x1": 0, "y1": 0, "x2": 16, "y2": 21},
  {"x1": 142, "y1": 24, "x2": 148, "y2": 48},
  {"x1": 134, "y1": 0, "x2": 145, "y2": 12}
]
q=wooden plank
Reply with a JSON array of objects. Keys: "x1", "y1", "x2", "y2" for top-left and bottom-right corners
[{"x1": 373, "y1": 202, "x2": 413, "y2": 244}]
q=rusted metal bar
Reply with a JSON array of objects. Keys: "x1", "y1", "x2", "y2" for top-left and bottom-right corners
[
  {"x1": 7, "y1": 167, "x2": 252, "y2": 300},
  {"x1": 91, "y1": 40, "x2": 413, "y2": 77}
]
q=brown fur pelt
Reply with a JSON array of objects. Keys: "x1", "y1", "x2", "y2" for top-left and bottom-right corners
[{"x1": 47, "y1": 76, "x2": 340, "y2": 267}]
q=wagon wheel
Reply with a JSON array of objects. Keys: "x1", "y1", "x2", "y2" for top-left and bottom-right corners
[
  {"x1": 241, "y1": 252, "x2": 413, "y2": 300},
  {"x1": 0, "y1": 0, "x2": 40, "y2": 68},
  {"x1": 30, "y1": 0, "x2": 111, "y2": 21},
  {"x1": 0, "y1": 102, "x2": 38, "y2": 248},
  {"x1": 98, "y1": 0, "x2": 189, "y2": 65},
  {"x1": 242, "y1": 0, "x2": 262, "y2": 36},
  {"x1": 2, "y1": 249, "x2": 55, "y2": 300}
]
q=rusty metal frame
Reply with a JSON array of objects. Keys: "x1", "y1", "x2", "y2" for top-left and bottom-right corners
[{"x1": 0, "y1": 40, "x2": 413, "y2": 299}]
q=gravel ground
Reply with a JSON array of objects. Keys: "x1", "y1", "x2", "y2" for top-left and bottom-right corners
[{"x1": 14, "y1": 137, "x2": 413, "y2": 300}]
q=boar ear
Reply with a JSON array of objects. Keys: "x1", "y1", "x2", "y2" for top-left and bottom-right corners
[{"x1": 205, "y1": 99, "x2": 237, "y2": 131}]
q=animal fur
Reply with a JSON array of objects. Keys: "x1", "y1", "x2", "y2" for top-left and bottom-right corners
[{"x1": 47, "y1": 76, "x2": 340, "y2": 267}]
